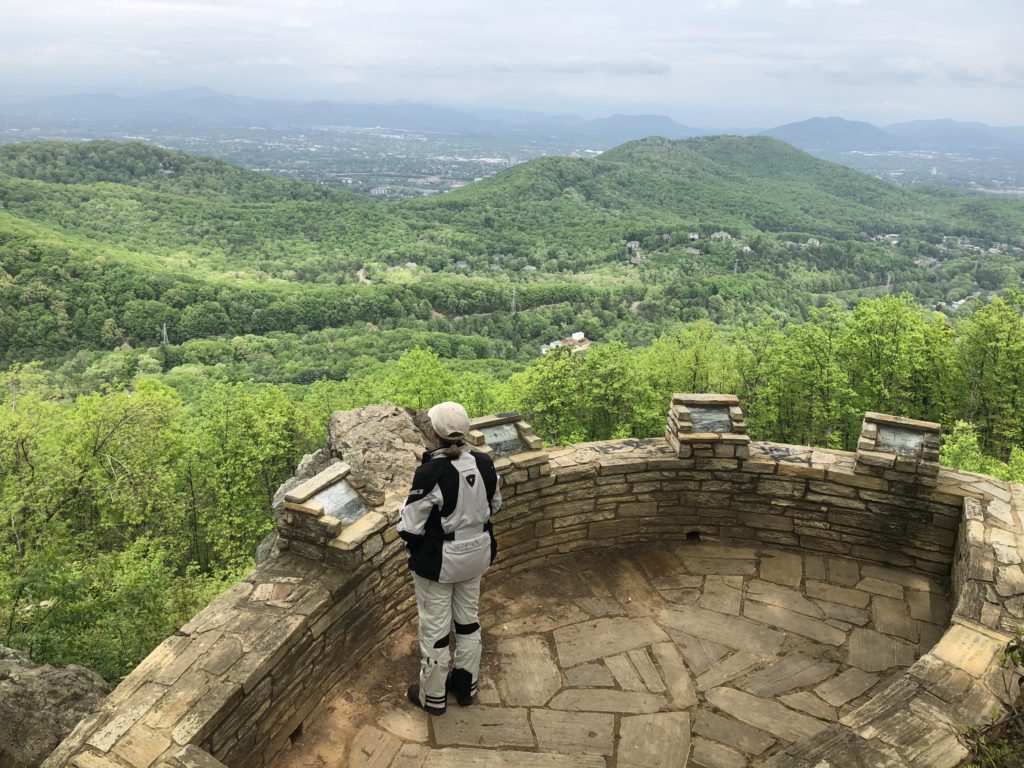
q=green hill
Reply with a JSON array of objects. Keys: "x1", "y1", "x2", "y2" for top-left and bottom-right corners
[
  {"x1": 0, "y1": 139, "x2": 361, "y2": 204},
  {"x1": 0, "y1": 137, "x2": 1022, "y2": 366}
]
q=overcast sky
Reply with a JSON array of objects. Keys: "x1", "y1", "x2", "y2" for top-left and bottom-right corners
[{"x1": 1, "y1": 0, "x2": 1022, "y2": 127}]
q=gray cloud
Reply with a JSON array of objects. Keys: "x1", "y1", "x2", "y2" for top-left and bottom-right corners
[
  {"x1": 0, "y1": 0, "x2": 1022, "y2": 126},
  {"x1": 482, "y1": 56, "x2": 671, "y2": 76}
]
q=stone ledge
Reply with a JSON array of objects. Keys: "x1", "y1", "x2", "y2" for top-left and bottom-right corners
[
  {"x1": 284, "y1": 462, "x2": 350, "y2": 505},
  {"x1": 330, "y1": 511, "x2": 386, "y2": 552},
  {"x1": 864, "y1": 412, "x2": 942, "y2": 433}
]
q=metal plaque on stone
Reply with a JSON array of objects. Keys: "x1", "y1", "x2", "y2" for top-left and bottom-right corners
[
  {"x1": 875, "y1": 425, "x2": 925, "y2": 458},
  {"x1": 688, "y1": 406, "x2": 733, "y2": 434},
  {"x1": 479, "y1": 423, "x2": 528, "y2": 457},
  {"x1": 309, "y1": 479, "x2": 370, "y2": 525}
]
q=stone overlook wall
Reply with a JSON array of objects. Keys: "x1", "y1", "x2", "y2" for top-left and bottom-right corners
[{"x1": 45, "y1": 398, "x2": 1024, "y2": 768}]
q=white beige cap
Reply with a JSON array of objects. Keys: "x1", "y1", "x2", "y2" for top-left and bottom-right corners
[{"x1": 428, "y1": 401, "x2": 471, "y2": 441}]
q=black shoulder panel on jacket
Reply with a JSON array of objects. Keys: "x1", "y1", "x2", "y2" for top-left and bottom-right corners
[
  {"x1": 471, "y1": 451, "x2": 499, "y2": 505},
  {"x1": 405, "y1": 457, "x2": 449, "y2": 506}
]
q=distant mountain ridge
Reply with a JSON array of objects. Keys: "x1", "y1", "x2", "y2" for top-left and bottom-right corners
[
  {"x1": 763, "y1": 116, "x2": 1024, "y2": 153},
  {"x1": 1, "y1": 88, "x2": 695, "y2": 145},
  {"x1": 10, "y1": 89, "x2": 1023, "y2": 154},
  {"x1": 761, "y1": 117, "x2": 903, "y2": 152}
]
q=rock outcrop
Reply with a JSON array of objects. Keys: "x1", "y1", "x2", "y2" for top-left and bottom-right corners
[
  {"x1": 327, "y1": 404, "x2": 430, "y2": 504},
  {"x1": 0, "y1": 646, "x2": 110, "y2": 768}
]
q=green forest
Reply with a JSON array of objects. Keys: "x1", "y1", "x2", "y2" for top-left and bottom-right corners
[{"x1": 1, "y1": 138, "x2": 1023, "y2": 681}]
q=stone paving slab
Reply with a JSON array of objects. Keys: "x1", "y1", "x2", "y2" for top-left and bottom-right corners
[
  {"x1": 847, "y1": 629, "x2": 916, "y2": 672},
  {"x1": 563, "y1": 663, "x2": 613, "y2": 687},
  {"x1": 392, "y1": 744, "x2": 431, "y2": 768},
  {"x1": 691, "y1": 737, "x2": 746, "y2": 768},
  {"x1": 857, "y1": 577, "x2": 904, "y2": 599},
  {"x1": 548, "y1": 689, "x2": 666, "y2": 714},
  {"x1": 350, "y1": 725, "x2": 403, "y2": 768},
  {"x1": 575, "y1": 597, "x2": 624, "y2": 617},
  {"x1": 691, "y1": 711, "x2": 776, "y2": 756},
  {"x1": 606, "y1": 654, "x2": 646, "y2": 692},
  {"x1": 680, "y1": 558, "x2": 758, "y2": 576},
  {"x1": 553, "y1": 617, "x2": 669, "y2": 667},
  {"x1": 760, "y1": 552, "x2": 803, "y2": 588},
  {"x1": 803, "y1": 556, "x2": 827, "y2": 581},
  {"x1": 529, "y1": 709, "x2": 614, "y2": 756},
  {"x1": 805, "y1": 581, "x2": 871, "y2": 608},
  {"x1": 432, "y1": 708, "x2": 535, "y2": 749},
  {"x1": 628, "y1": 648, "x2": 666, "y2": 693},
  {"x1": 814, "y1": 668, "x2": 879, "y2": 707},
  {"x1": 826, "y1": 559, "x2": 860, "y2": 587},
  {"x1": 651, "y1": 642, "x2": 698, "y2": 709},
  {"x1": 700, "y1": 576, "x2": 744, "y2": 615},
  {"x1": 666, "y1": 630, "x2": 729, "y2": 676},
  {"x1": 494, "y1": 636, "x2": 561, "y2": 707},
  {"x1": 814, "y1": 599, "x2": 870, "y2": 626},
  {"x1": 777, "y1": 692, "x2": 837, "y2": 721},
  {"x1": 618, "y1": 712, "x2": 691, "y2": 768},
  {"x1": 742, "y1": 602, "x2": 847, "y2": 646},
  {"x1": 659, "y1": 605, "x2": 784, "y2": 654},
  {"x1": 602, "y1": 559, "x2": 662, "y2": 617},
  {"x1": 380, "y1": 708, "x2": 429, "y2": 743},
  {"x1": 705, "y1": 688, "x2": 830, "y2": 743},
  {"x1": 860, "y1": 564, "x2": 942, "y2": 593},
  {"x1": 672, "y1": 544, "x2": 759, "y2": 560},
  {"x1": 696, "y1": 652, "x2": 764, "y2": 692},
  {"x1": 871, "y1": 596, "x2": 919, "y2": 642},
  {"x1": 422, "y1": 749, "x2": 606, "y2": 768},
  {"x1": 739, "y1": 654, "x2": 837, "y2": 698},
  {"x1": 745, "y1": 580, "x2": 823, "y2": 618},
  {"x1": 652, "y1": 575, "x2": 704, "y2": 591}
]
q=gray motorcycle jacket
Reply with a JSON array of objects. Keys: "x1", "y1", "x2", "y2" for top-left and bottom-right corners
[{"x1": 397, "y1": 448, "x2": 502, "y2": 583}]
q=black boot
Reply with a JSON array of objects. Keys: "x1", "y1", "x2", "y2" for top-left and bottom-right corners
[
  {"x1": 446, "y1": 668, "x2": 474, "y2": 707},
  {"x1": 407, "y1": 683, "x2": 445, "y2": 715}
]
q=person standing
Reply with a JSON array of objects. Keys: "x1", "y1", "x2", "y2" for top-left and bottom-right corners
[{"x1": 398, "y1": 401, "x2": 502, "y2": 715}]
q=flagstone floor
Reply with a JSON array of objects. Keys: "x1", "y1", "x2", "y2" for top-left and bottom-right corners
[{"x1": 279, "y1": 541, "x2": 950, "y2": 768}]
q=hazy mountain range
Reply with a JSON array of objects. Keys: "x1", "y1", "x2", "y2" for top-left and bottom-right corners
[
  {"x1": 0, "y1": 87, "x2": 697, "y2": 144},
  {"x1": 762, "y1": 116, "x2": 1024, "y2": 153},
  {"x1": 4, "y1": 88, "x2": 1024, "y2": 155}
]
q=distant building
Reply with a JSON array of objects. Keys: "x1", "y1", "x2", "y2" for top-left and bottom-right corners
[
  {"x1": 689, "y1": 232, "x2": 700, "y2": 241},
  {"x1": 626, "y1": 240, "x2": 641, "y2": 251},
  {"x1": 711, "y1": 231, "x2": 733, "y2": 241},
  {"x1": 454, "y1": 260, "x2": 469, "y2": 269},
  {"x1": 629, "y1": 254, "x2": 644, "y2": 266},
  {"x1": 541, "y1": 332, "x2": 591, "y2": 356},
  {"x1": 685, "y1": 247, "x2": 701, "y2": 255},
  {"x1": 807, "y1": 238, "x2": 821, "y2": 247},
  {"x1": 661, "y1": 233, "x2": 672, "y2": 243},
  {"x1": 369, "y1": 186, "x2": 389, "y2": 197}
]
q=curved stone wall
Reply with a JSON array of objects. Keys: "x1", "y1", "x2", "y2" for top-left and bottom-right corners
[{"x1": 45, "y1": 408, "x2": 1024, "y2": 768}]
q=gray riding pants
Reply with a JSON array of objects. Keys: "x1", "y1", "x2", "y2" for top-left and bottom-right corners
[{"x1": 411, "y1": 573, "x2": 482, "y2": 708}]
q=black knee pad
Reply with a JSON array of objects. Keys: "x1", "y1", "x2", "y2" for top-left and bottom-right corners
[
  {"x1": 433, "y1": 635, "x2": 450, "y2": 649},
  {"x1": 454, "y1": 621, "x2": 480, "y2": 635}
]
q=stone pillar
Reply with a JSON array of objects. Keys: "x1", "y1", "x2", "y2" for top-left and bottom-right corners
[
  {"x1": 854, "y1": 412, "x2": 941, "y2": 486},
  {"x1": 277, "y1": 460, "x2": 383, "y2": 566},
  {"x1": 665, "y1": 393, "x2": 750, "y2": 468}
]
